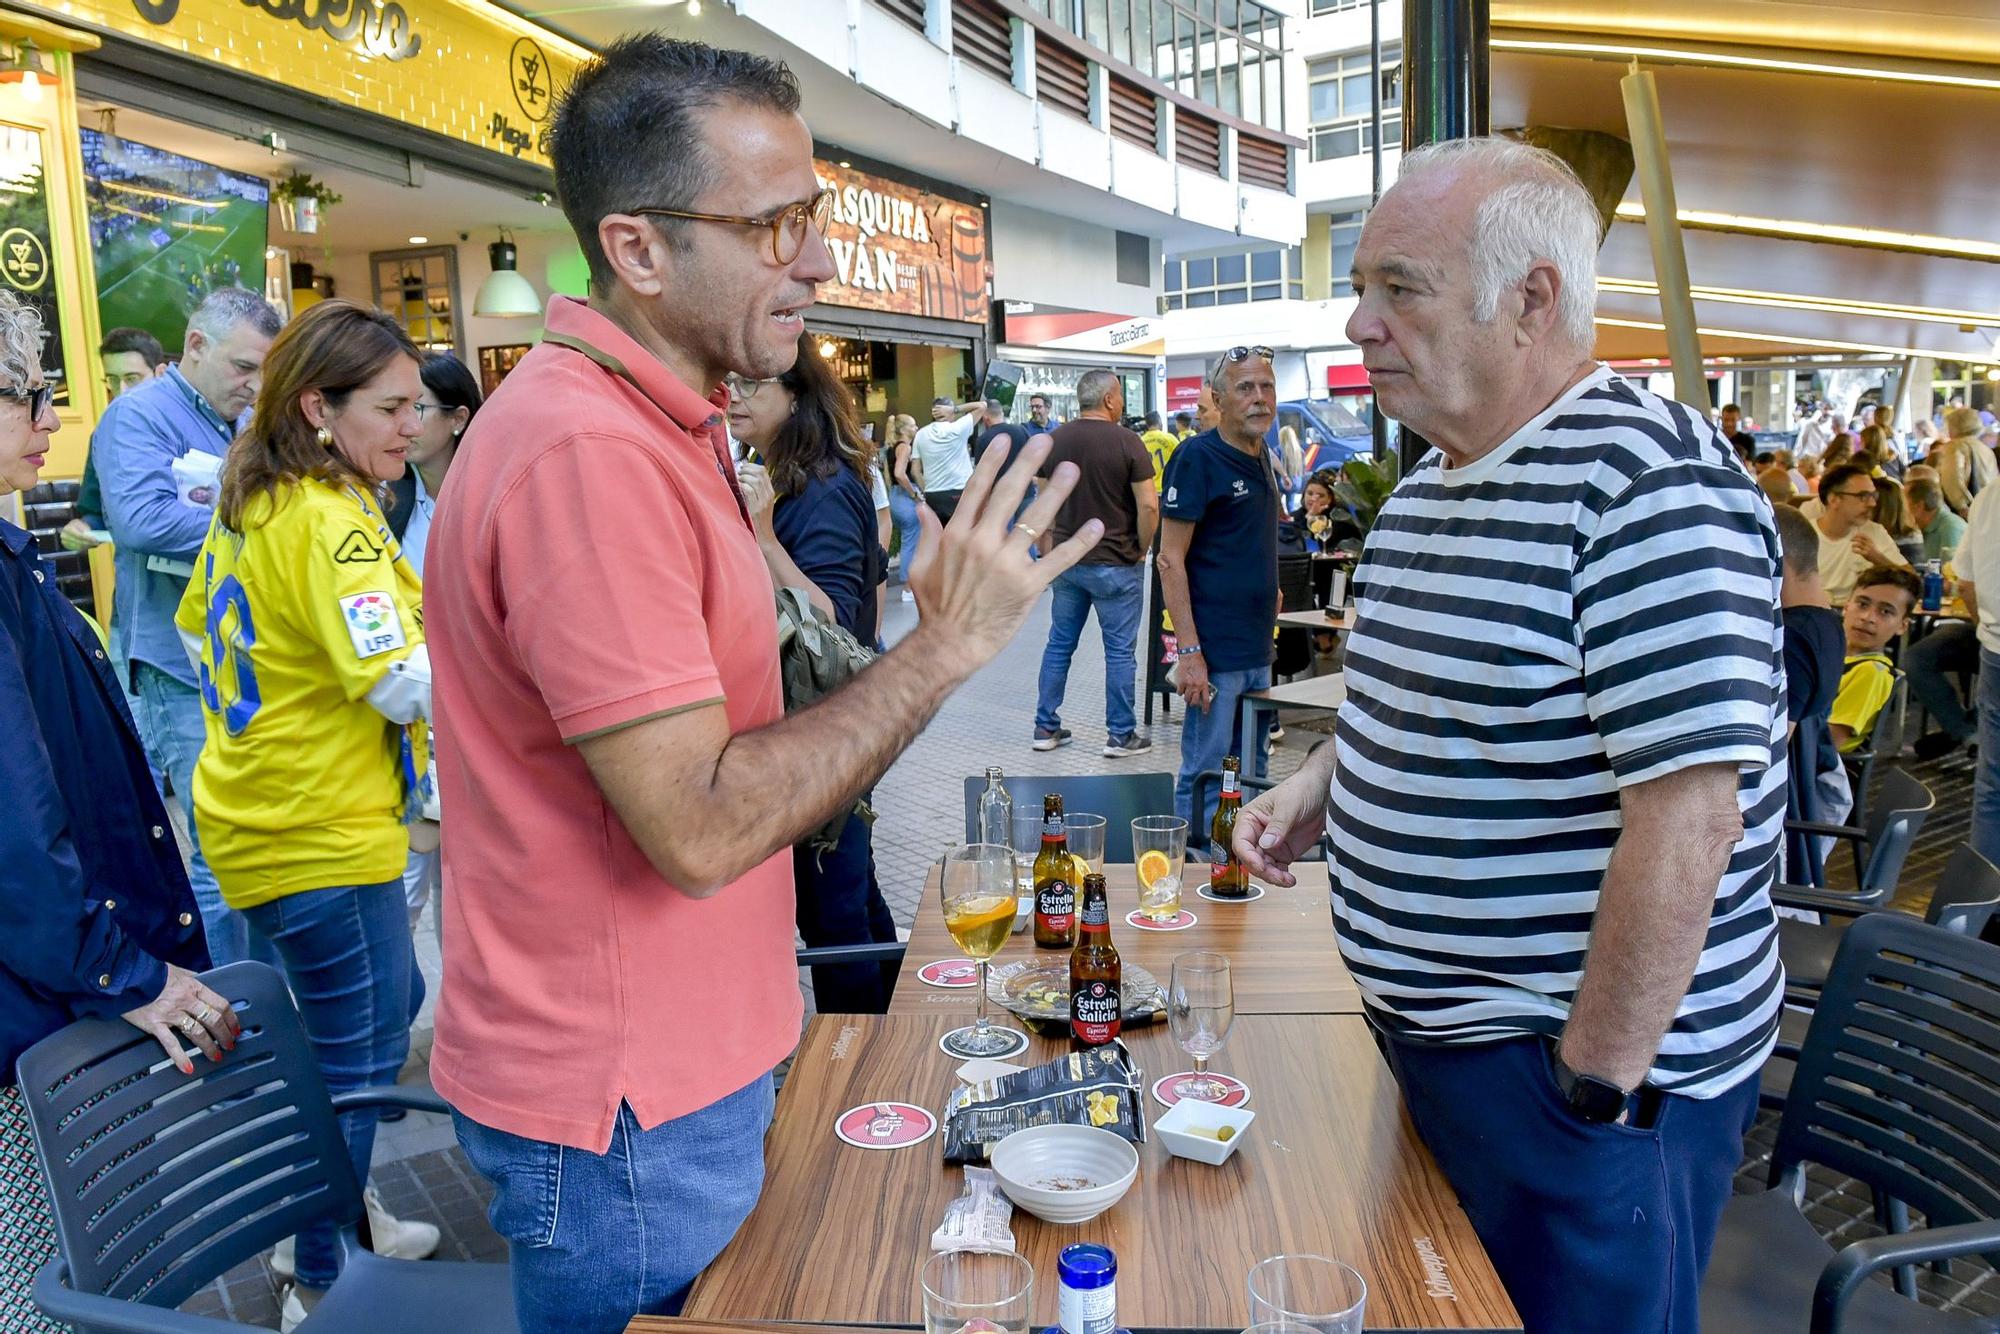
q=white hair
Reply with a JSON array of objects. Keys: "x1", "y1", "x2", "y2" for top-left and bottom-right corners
[
  {"x1": 0, "y1": 288, "x2": 45, "y2": 392},
  {"x1": 1394, "y1": 136, "x2": 1603, "y2": 349}
]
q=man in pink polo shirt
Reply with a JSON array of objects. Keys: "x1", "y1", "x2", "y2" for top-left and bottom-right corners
[{"x1": 422, "y1": 35, "x2": 1102, "y2": 1334}]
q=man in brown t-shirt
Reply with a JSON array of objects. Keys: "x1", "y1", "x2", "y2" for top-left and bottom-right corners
[{"x1": 1032, "y1": 368, "x2": 1160, "y2": 756}]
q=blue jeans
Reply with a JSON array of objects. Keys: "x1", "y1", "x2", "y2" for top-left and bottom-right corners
[
  {"x1": 1174, "y1": 663, "x2": 1272, "y2": 830},
  {"x1": 889, "y1": 486, "x2": 922, "y2": 583},
  {"x1": 242, "y1": 880, "x2": 424, "y2": 1289},
  {"x1": 1974, "y1": 649, "x2": 2000, "y2": 866},
  {"x1": 1036, "y1": 563, "x2": 1144, "y2": 740},
  {"x1": 454, "y1": 1074, "x2": 777, "y2": 1334},
  {"x1": 795, "y1": 805, "x2": 898, "y2": 1012},
  {"x1": 132, "y1": 663, "x2": 271, "y2": 967},
  {"x1": 1382, "y1": 1031, "x2": 1757, "y2": 1334},
  {"x1": 1909, "y1": 621, "x2": 1979, "y2": 743}
]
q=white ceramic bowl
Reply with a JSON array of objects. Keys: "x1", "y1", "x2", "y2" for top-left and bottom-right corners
[
  {"x1": 1155, "y1": 1099, "x2": 1256, "y2": 1166},
  {"x1": 988, "y1": 1123, "x2": 1139, "y2": 1224}
]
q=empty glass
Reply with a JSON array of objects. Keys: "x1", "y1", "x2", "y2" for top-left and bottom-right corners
[
  {"x1": 922, "y1": 1249, "x2": 1036, "y2": 1334},
  {"x1": 1168, "y1": 950, "x2": 1235, "y2": 1101},
  {"x1": 1010, "y1": 809, "x2": 1043, "y2": 931},
  {"x1": 1064, "y1": 812, "x2": 1107, "y2": 877},
  {"x1": 938, "y1": 843, "x2": 1020, "y2": 1059},
  {"x1": 1246, "y1": 1255, "x2": 1366, "y2": 1334},
  {"x1": 1132, "y1": 815, "x2": 1189, "y2": 921}
]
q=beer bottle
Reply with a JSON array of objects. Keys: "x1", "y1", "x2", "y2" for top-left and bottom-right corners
[
  {"x1": 1209, "y1": 756, "x2": 1250, "y2": 898},
  {"x1": 1033, "y1": 793, "x2": 1076, "y2": 948},
  {"x1": 1069, "y1": 873, "x2": 1121, "y2": 1049}
]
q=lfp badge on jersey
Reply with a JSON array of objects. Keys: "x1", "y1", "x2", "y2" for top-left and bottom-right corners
[{"x1": 341, "y1": 591, "x2": 407, "y2": 659}]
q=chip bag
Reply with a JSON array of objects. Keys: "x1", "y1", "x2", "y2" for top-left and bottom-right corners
[{"x1": 941, "y1": 1041, "x2": 1145, "y2": 1165}]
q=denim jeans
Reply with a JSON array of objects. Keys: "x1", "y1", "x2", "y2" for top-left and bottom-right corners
[
  {"x1": 1174, "y1": 663, "x2": 1273, "y2": 830},
  {"x1": 454, "y1": 1074, "x2": 777, "y2": 1334},
  {"x1": 1036, "y1": 563, "x2": 1145, "y2": 740},
  {"x1": 888, "y1": 486, "x2": 922, "y2": 583},
  {"x1": 242, "y1": 879, "x2": 424, "y2": 1289},
  {"x1": 1974, "y1": 649, "x2": 2000, "y2": 867},
  {"x1": 1909, "y1": 621, "x2": 1980, "y2": 743},
  {"x1": 132, "y1": 663, "x2": 271, "y2": 967},
  {"x1": 794, "y1": 804, "x2": 898, "y2": 1012}
]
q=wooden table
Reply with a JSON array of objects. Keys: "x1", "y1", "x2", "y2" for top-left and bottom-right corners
[
  {"x1": 1277, "y1": 607, "x2": 1354, "y2": 632},
  {"x1": 630, "y1": 1323, "x2": 893, "y2": 1334},
  {"x1": 683, "y1": 1014, "x2": 1519, "y2": 1332},
  {"x1": 890, "y1": 862, "x2": 1364, "y2": 1018},
  {"x1": 1240, "y1": 673, "x2": 1347, "y2": 778}
]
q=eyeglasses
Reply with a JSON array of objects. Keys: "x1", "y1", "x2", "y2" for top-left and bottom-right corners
[
  {"x1": 725, "y1": 374, "x2": 781, "y2": 401},
  {"x1": 1223, "y1": 345, "x2": 1276, "y2": 365},
  {"x1": 1832, "y1": 489, "x2": 1879, "y2": 502},
  {"x1": 635, "y1": 188, "x2": 836, "y2": 266},
  {"x1": 0, "y1": 383, "x2": 52, "y2": 419},
  {"x1": 412, "y1": 401, "x2": 445, "y2": 420}
]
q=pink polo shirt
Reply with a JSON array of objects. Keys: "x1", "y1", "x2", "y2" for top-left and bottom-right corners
[{"x1": 425, "y1": 297, "x2": 799, "y2": 1153}]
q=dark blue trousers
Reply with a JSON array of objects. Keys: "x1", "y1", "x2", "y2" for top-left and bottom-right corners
[
  {"x1": 793, "y1": 806, "x2": 898, "y2": 1013},
  {"x1": 1379, "y1": 1031, "x2": 1758, "y2": 1334}
]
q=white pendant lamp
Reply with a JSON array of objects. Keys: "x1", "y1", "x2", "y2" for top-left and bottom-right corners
[{"x1": 473, "y1": 231, "x2": 542, "y2": 318}]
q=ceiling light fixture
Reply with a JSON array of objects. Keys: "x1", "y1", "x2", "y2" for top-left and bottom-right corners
[
  {"x1": 838, "y1": 160, "x2": 852, "y2": 169},
  {"x1": 0, "y1": 40, "x2": 57, "y2": 104},
  {"x1": 1597, "y1": 276, "x2": 2000, "y2": 329},
  {"x1": 1610, "y1": 201, "x2": 2000, "y2": 263},
  {"x1": 1492, "y1": 37, "x2": 2000, "y2": 92},
  {"x1": 473, "y1": 228, "x2": 543, "y2": 319},
  {"x1": 408, "y1": 234, "x2": 429, "y2": 244},
  {"x1": 818, "y1": 338, "x2": 838, "y2": 359},
  {"x1": 686, "y1": 0, "x2": 701, "y2": 14}
]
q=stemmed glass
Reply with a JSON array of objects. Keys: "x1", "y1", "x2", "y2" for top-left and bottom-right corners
[
  {"x1": 922, "y1": 1249, "x2": 1035, "y2": 1334},
  {"x1": 939, "y1": 843, "x2": 1021, "y2": 1058},
  {"x1": 1168, "y1": 950, "x2": 1235, "y2": 1100}
]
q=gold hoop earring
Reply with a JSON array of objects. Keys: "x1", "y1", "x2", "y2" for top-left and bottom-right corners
[{"x1": 316, "y1": 426, "x2": 333, "y2": 448}]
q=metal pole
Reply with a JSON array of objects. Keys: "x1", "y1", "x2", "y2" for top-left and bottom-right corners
[
  {"x1": 1619, "y1": 62, "x2": 1705, "y2": 410},
  {"x1": 1368, "y1": 0, "x2": 1388, "y2": 464}
]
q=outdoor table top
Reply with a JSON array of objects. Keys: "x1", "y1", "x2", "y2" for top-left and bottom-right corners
[
  {"x1": 1243, "y1": 673, "x2": 1347, "y2": 711},
  {"x1": 891, "y1": 861, "x2": 1364, "y2": 1018},
  {"x1": 1276, "y1": 607, "x2": 1355, "y2": 632},
  {"x1": 681, "y1": 1013, "x2": 1520, "y2": 1332},
  {"x1": 629, "y1": 1322, "x2": 896, "y2": 1334}
]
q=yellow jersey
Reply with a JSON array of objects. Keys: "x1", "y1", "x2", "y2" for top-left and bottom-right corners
[
  {"x1": 174, "y1": 478, "x2": 427, "y2": 907},
  {"x1": 1142, "y1": 429, "x2": 1179, "y2": 490}
]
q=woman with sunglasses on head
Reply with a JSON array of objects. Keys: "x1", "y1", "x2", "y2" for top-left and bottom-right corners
[
  {"x1": 173, "y1": 300, "x2": 442, "y2": 1329},
  {"x1": 0, "y1": 289, "x2": 239, "y2": 1332},
  {"x1": 727, "y1": 330, "x2": 897, "y2": 1012}
]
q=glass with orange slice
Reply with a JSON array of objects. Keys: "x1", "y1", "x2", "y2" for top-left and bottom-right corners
[
  {"x1": 1132, "y1": 816, "x2": 1189, "y2": 921},
  {"x1": 939, "y1": 842, "x2": 1024, "y2": 1058}
]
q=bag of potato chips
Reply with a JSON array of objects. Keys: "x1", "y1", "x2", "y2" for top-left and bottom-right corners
[{"x1": 941, "y1": 1041, "x2": 1145, "y2": 1165}]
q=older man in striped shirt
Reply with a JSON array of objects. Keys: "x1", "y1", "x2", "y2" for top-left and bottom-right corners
[{"x1": 1235, "y1": 138, "x2": 1784, "y2": 1334}]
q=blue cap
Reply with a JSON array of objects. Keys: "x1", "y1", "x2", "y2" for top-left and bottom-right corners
[{"x1": 1058, "y1": 1243, "x2": 1116, "y2": 1290}]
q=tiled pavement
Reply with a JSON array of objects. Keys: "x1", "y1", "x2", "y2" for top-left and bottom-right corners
[{"x1": 180, "y1": 591, "x2": 1995, "y2": 1325}]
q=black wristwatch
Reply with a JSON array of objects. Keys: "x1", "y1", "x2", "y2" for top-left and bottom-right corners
[{"x1": 1552, "y1": 1050, "x2": 1632, "y2": 1124}]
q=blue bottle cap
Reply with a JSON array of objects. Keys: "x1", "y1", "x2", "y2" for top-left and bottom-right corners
[{"x1": 1058, "y1": 1243, "x2": 1117, "y2": 1290}]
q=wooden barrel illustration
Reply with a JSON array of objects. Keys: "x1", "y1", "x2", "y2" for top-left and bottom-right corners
[
  {"x1": 949, "y1": 211, "x2": 987, "y2": 323},
  {"x1": 917, "y1": 257, "x2": 949, "y2": 319}
]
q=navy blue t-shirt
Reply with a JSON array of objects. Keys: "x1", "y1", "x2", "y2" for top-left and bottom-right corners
[
  {"x1": 773, "y1": 466, "x2": 881, "y2": 645},
  {"x1": 1781, "y1": 604, "x2": 1843, "y2": 726},
  {"x1": 1160, "y1": 429, "x2": 1279, "y2": 671}
]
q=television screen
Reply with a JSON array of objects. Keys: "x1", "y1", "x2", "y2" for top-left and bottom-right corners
[{"x1": 81, "y1": 129, "x2": 269, "y2": 353}]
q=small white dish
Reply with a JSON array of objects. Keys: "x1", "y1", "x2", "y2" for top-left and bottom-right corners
[
  {"x1": 988, "y1": 1123, "x2": 1139, "y2": 1224},
  {"x1": 1155, "y1": 1098, "x2": 1256, "y2": 1165}
]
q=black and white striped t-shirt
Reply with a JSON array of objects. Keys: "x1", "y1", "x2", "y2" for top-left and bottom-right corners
[{"x1": 1327, "y1": 367, "x2": 1786, "y2": 1098}]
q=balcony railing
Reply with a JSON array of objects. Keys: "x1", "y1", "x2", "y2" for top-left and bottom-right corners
[{"x1": 1309, "y1": 113, "x2": 1400, "y2": 162}]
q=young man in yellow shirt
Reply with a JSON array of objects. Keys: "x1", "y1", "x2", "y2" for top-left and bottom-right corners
[{"x1": 1829, "y1": 566, "x2": 1921, "y2": 752}]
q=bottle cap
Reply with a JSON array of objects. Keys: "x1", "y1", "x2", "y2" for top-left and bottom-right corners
[{"x1": 1058, "y1": 1243, "x2": 1116, "y2": 1290}]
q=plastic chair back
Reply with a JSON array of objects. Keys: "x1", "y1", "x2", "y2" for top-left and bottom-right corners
[
  {"x1": 15, "y1": 961, "x2": 365, "y2": 1312},
  {"x1": 1773, "y1": 912, "x2": 2000, "y2": 1235},
  {"x1": 963, "y1": 773, "x2": 1176, "y2": 861},
  {"x1": 1927, "y1": 843, "x2": 2000, "y2": 939},
  {"x1": 1855, "y1": 767, "x2": 1935, "y2": 898}
]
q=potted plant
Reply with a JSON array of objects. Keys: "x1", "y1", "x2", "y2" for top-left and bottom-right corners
[
  {"x1": 271, "y1": 172, "x2": 342, "y2": 235},
  {"x1": 1330, "y1": 449, "x2": 1402, "y2": 558}
]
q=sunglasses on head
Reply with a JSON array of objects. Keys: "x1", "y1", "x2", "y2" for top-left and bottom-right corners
[{"x1": 0, "y1": 383, "x2": 52, "y2": 420}]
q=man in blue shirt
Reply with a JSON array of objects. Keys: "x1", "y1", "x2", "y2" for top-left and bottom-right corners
[
  {"x1": 95, "y1": 287, "x2": 280, "y2": 967},
  {"x1": 1158, "y1": 348, "x2": 1281, "y2": 827}
]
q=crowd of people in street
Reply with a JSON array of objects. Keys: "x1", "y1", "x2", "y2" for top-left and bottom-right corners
[{"x1": 7, "y1": 26, "x2": 2000, "y2": 1334}]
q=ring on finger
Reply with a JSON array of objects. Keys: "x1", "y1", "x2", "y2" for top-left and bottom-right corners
[
  {"x1": 194, "y1": 1003, "x2": 217, "y2": 1025},
  {"x1": 1017, "y1": 525, "x2": 1039, "y2": 539},
  {"x1": 175, "y1": 1014, "x2": 205, "y2": 1039}
]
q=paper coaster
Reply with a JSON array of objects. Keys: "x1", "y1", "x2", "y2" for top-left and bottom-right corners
[
  {"x1": 1127, "y1": 908, "x2": 1198, "y2": 931},
  {"x1": 834, "y1": 1102, "x2": 937, "y2": 1149},
  {"x1": 918, "y1": 958, "x2": 981, "y2": 988},
  {"x1": 1152, "y1": 1072, "x2": 1251, "y2": 1109},
  {"x1": 938, "y1": 1026, "x2": 1030, "y2": 1059},
  {"x1": 1197, "y1": 884, "x2": 1266, "y2": 903}
]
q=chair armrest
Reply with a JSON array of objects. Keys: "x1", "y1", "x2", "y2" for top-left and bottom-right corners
[
  {"x1": 1812, "y1": 1220, "x2": 2000, "y2": 1334},
  {"x1": 1772, "y1": 884, "x2": 1892, "y2": 917},
  {"x1": 34, "y1": 1259, "x2": 248, "y2": 1332},
  {"x1": 795, "y1": 943, "x2": 907, "y2": 967},
  {"x1": 330, "y1": 1084, "x2": 450, "y2": 1117},
  {"x1": 1784, "y1": 820, "x2": 1867, "y2": 842}
]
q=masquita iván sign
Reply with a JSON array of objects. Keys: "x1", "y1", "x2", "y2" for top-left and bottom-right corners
[{"x1": 131, "y1": 0, "x2": 422, "y2": 62}]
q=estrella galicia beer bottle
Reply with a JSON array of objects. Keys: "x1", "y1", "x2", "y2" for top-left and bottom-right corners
[
  {"x1": 1069, "y1": 873, "x2": 1122, "y2": 1049},
  {"x1": 1034, "y1": 793, "x2": 1076, "y2": 948},
  {"x1": 1209, "y1": 756, "x2": 1250, "y2": 898}
]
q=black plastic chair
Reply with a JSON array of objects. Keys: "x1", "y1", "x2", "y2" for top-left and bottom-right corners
[
  {"x1": 1704, "y1": 913, "x2": 2000, "y2": 1333},
  {"x1": 1184, "y1": 767, "x2": 1333, "y2": 864},
  {"x1": 1842, "y1": 671, "x2": 1911, "y2": 849},
  {"x1": 961, "y1": 773, "x2": 1176, "y2": 862},
  {"x1": 1780, "y1": 842, "x2": 2000, "y2": 999},
  {"x1": 17, "y1": 961, "x2": 517, "y2": 1333},
  {"x1": 1778, "y1": 767, "x2": 1935, "y2": 923}
]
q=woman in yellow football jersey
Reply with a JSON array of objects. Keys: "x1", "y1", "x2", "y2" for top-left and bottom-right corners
[{"x1": 175, "y1": 301, "x2": 439, "y2": 1322}]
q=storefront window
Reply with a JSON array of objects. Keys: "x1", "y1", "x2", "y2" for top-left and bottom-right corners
[
  {"x1": 373, "y1": 246, "x2": 461, "y2": 360},
  {"x1": 0, "y1": 124, "x2": 67, "y2": 406}
]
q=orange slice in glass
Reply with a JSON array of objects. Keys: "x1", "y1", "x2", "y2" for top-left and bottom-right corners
[{"x1": 1136, "y1": 849, "x2": 1173, "y2": 890}]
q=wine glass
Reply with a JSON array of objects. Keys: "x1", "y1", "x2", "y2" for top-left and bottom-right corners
[
  {"x1": 921, "y1": 1249, "x2": 1035, "y2": 1334},
  {"x1": 1132, "y1": 815, "x2": 1188, "y2": 921},
  {"x1": 1168, "y1": 950, "x2": 1235, "y2": 1101},
  {"x1": 939, "y1": 842, "x2": 1021, "y2": 1058},
  {"x1": 1246, "y1": 1255, "x2": 1367, "y2": 1334}
]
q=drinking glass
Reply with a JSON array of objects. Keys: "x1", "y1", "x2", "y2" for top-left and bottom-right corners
[
  {"x1": 1246, "y1": 1255, "x2": 1367, "y2": 1334},
  {"x1": 922, "y1": 1249, "x2": 1035, "y2": 1334},
  {"x1": 1168, "y1": 950, "x2": 1235, "y2": 1100},
  {"x1": 939, "y1": 843, "x2": 1021, "y2": 1058},
  {"x1": 1010, "y1": 809, "x2": 1043, "y2": 931},
  {"x1": 1064, "y1": 812, "x2": 1108, "y2": 878},
  {"x1": 1132, "y1": 815, "x2": 1189, "y2": 921}
]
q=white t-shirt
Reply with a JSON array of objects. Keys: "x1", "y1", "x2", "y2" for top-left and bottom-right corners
[
  {"x1": 1955, "y1": 486, "x2": 2000, "y2": 654},
  {"x1": 1817, "y1": 516, "x2": 1908, "y2": 606},
  {"x1": 868, "y1": 462, "x2": 890, "y2": 512},
  {"x1": 912, "y1": 414, "x2": 978, "y2": 494},
  {"x1": 1797, "y1": 418, "x2": 1832, "y2": 455}
]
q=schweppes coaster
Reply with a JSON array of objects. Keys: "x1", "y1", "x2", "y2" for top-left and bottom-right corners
[
  {"x1": 834, "y1": 1101, "x2": 936, "y2": 1150},
  {"x1": 918, "y1": 958, "x2": 981, "y2": 988},
  {"x1": 1127, "y1": 908, "x2": 1197, "y2": 931}
]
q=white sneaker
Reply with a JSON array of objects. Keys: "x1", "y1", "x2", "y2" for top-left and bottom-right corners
[
  {"x1": 364, "y1": 1186, "x2": 441, "y2": 1261},
  {"x1": 279, "y1": 1283, "x2": 321, "y2": 1333},
  {"x1": 269, "y1": 1234, "x2": 295, "y2": 1280},
  {"x1": 901, "y1": 588, "x2": 915, "y2": 603}
]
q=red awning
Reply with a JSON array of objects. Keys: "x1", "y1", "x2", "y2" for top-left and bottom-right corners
[{"x1": 1326, "y1": 363, "x2": 1373, "y2": 392}]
